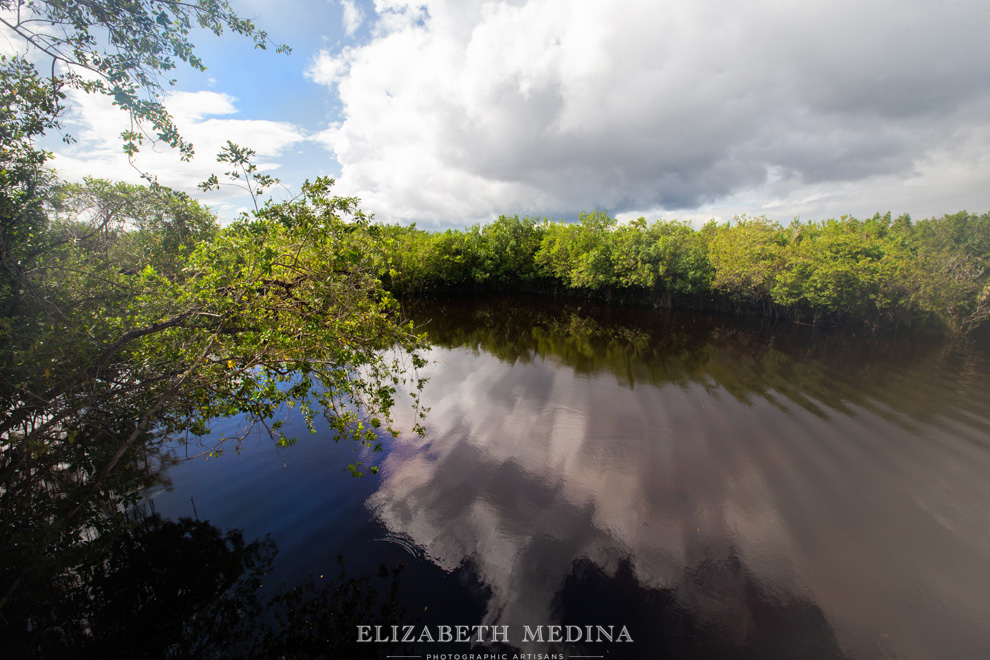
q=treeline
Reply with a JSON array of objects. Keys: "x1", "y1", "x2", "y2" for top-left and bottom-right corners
[{"x1": 382, "y1": 211, "x2": 990, "y2": 335}]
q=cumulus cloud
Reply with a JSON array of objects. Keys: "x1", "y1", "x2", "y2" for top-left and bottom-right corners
[
  {"x1": 307, "y1": 0, "x2": 990, "y2": 226},
  {"x1": 340, "y1": 0, "x2": 365, "y2": 37},
  {"x1": 49, "y1": 90, "x2": 307, "y2": 215}
]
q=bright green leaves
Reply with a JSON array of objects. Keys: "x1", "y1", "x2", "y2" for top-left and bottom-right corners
[
  {"x1": 0, "y1": 175, "x2": 431, "y2": 632},
  {"x1": 381, "y1": 215, "x2": 548, "y2": 292},
  {"x1": 709, "y1": 216, "x2": 786, "y2": 305},
  {"x1": 120, "y1": 130, "x2": 143, "y2": 158},
  {"x1": 770, "y1": 219, "x2": 885, "y2": 315},
  {"x1": 163, "y1": 176, "x2": 428, "y2": 462},
  {"x1": 706, "y1": 212, "x2": 990, "y2": 329},
  {"x1": 382, "y1": 209, "x2": 990, "y2": 334},
  {"x1": 531, "y1": 213, "x2": 715, "y2": 301}
]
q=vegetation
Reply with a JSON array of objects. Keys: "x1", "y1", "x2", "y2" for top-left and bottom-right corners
[
  {"x1": 385, "y1": 212, "x2": 990, "y2": 335},
  {"x1": 0, "y1": 171, "x2": 427, "y2": 617}
]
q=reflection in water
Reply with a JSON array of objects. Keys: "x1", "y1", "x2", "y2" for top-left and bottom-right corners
[
  {"x1": 4, "y1": 508, "x2": 415, "y2": 659},
  {"x1": 369, "y1": 296, "x2": 990, "y2": 659},
  {"x1": 3, "y1": 512, "x2": 276, "y2": 658},
  {"x1": 557, "y1": 552, "x2": 843, "y2": 659}
]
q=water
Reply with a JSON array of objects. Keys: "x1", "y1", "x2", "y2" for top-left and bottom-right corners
[{"x1": 149, "y1": 295, "x2": 990, "y2": 659}]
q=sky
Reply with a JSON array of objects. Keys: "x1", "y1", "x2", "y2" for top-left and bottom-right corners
[{"x1": 18, "y1": 0, "x2": 990, "y2": 227}]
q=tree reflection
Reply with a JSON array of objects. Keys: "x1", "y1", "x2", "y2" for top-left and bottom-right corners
[
  {"x1": 262, "y1": 556, "x2": 412, "y2": 660},
  {"x1": 0, "y1": 506, "x2": 848, "y2": 659},
  {"x1": 555, "y1": 551, "x2": 845, "y2": 659},
  {"x1": 409, "y1": 295, "x2": 990, "y2": 424},
  {"x1": 3, "y1": 512, "x2": 274, "y2": 657},
  {"x1": 2, "y1": 511, "x2": 411, "y2": 659}
]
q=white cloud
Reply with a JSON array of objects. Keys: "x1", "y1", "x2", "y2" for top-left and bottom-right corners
[
  {"x1": 341, "y1": 0, "x2": 365, "y2": 37},
  {"x1": 306, "y1": 0, "x2": 990, "y2": 226},
  {"x1": 306, "y1": 50, "x2": 352, "y2": 87},
  {"x1": 49, "y1": 90, "x2": 307, "y2": 214}
]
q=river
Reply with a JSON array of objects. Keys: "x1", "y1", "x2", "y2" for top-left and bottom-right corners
[{"x1": 148, "y1": 295, "x2": 990, "y2": 659}]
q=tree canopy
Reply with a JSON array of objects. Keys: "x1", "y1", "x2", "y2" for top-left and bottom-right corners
[{"x1": 382, "y1": 211, "x2": 990, "y2": 335}]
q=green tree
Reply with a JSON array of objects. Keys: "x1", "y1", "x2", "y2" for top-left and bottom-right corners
[
  {"x1": 906, "y1": 212, "x2": 990, "y2": 333},
  {"x1": 535, "y1": 211, "x2": 619, "y2": 292},
  {"x1": 770, "y1": 217, "x2": 888, "y2": 324},
  {"x1": 610, "y1": 217, "x2": 659, "y2": 289},
  {"x1": 1, "y1": 175, "x2": 427, "y2": 618},
  {"x1": 199, "y1": 140, "x2": 283, "y2": 213},
  {"x1": 708, "y1": 216, "x2": 787, "y2": 315},
  {"x1": 473, "y1": 215, "x2": 546, "y2": 286}
]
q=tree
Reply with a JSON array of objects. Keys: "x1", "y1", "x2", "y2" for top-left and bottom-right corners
[
  {"x1": 473, "y1": 215, "x2": 546, "y2": 286},
  {"x1": 708, "y1": 216, "x2": 787, "y2": 315},
  {"x1": 0, "y1": 173, "x2": 428, "y2": 613},
  {"x1": 770, "y1": 217, "x2": 887, "y2": 324},
  {"x1": 535, "y1": 211, "x2": 619, "y2": 291},
  {"x1": 904, "y1": 212, "x2": 990, "y2": 333}
]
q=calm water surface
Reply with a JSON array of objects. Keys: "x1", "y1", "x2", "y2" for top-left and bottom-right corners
[{"x1": 149, "y1": 296, "x2": 990, "y2": 659}]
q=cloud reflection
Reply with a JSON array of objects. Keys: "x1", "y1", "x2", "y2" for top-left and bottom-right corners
[{"x1": 370, "y1": 299, "x2": 990, "y2": 658}]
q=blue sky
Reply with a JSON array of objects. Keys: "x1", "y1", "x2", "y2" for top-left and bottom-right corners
[{"x1": 16, "y1": 0, "x2": 990, "y2": 227}]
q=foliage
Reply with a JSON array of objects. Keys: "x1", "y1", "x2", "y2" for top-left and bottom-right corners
[
  {"x1": 472, "y1": 214, "x2": 546, "y2": 285},
  {"x1": 0, "y1": 175, "x2": 427, "y2": 622},
  {"x1": 0, "y1": 56, "x2": 63, "y2": 317},
  {"x1": 198, "y1": 140, "x2": 282, "y2": 213},
  {"x1": 383, "y1": 215, "x2": 547, "y2": 292},
  {"x1": 708, "y1": 216, "x2": 786, "y2": 308},
  {"x1": 770, "y1": 216, "x2": 888, "y2": 323},
  {"x1": 905, "y1": 212, "x2": 990, "y2": 334},
  {"x1": 2, "y1": 1, "x2": 987, "y2": 646},
  {"x1": 1, "y1": 0, "x2": 434, "y2": 627},
  {"x1": 535, "y1": 210, "x2": 617, "y2": 290},
  {"x1": 171, "y1": 176, "x2": 429, "y2": 460}
]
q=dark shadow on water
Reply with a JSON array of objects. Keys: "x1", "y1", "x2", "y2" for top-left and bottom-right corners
[
  {"x1": 1, "y1": 511, "x2": 415, "y2": 659},
  {"x1": 555, "y1": 551, "x2": 845, "y2": 660}
]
